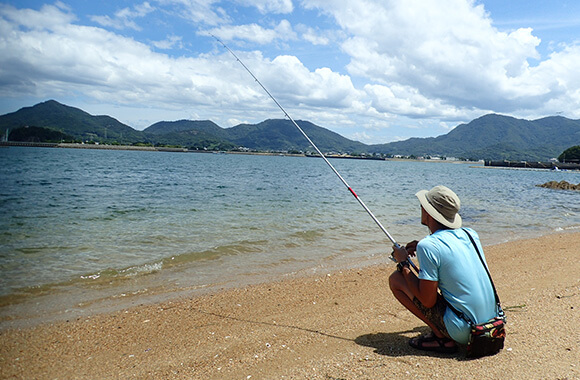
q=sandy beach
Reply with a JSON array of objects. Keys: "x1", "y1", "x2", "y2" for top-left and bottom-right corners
[{"x1": 1, "y1": 231, "x2": 579, "y2": 379}]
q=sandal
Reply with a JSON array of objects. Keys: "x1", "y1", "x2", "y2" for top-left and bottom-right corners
[{"x1": 409, "y1": 332, "x2": 458, "y2": 354}]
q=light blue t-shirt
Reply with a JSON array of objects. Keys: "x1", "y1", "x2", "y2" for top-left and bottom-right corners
[{"x1": 417, "y1": 228, "x2": 497, "y2": 344}]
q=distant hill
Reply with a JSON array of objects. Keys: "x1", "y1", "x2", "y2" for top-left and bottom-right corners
[
  {"x1": 145, "y1": 120, "x2": 227, "y2": 137},
  {"x1": 226, "y1": 119, "x2": 368, "y2": 153},
  {"x1": 0, "y1": 100, "x2": 145, "y2": 144},
  {"x1": 0, "y1": 100, "x2": 367, "y2": 153},
  {"x1": 1, "y1": 100, "x2": 580, "y2": 161},
  {"x1": 144, "y1": 120, "x2": 234, "y2": 150},
  {"x1": 8, "y1": 125, "x2": 74, "y2": 143},
  {"x1": 369, "y1": 114, "x2": 580, "y2": 161}
]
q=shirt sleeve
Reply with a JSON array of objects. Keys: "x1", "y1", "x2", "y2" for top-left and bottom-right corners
[{"x1": 417, "y1": 239, "x2": 440, "y2": 282}]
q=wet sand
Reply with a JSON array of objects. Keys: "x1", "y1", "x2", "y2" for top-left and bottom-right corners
[{"x1": 1, "y1": 232, "x2": 579, "y2": 379}]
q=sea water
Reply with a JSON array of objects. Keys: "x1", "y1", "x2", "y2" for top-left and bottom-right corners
[{"x1": 1, "y1": 146, "x2": 579, "y2": 326}]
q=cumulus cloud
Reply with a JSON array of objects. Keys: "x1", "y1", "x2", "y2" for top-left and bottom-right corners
[
  {"x1": 0, "y1": 2, "x2": 76, "y2": 29},
  {"x1": 257, "y1": 55, "x2": 361, "y2": 107},
  {"x1": 303, "y1": 0, "x2": 580, "y2": 119},
  {"x1": 0, "y1": 3, "x2": 359, "y2": 124},
  {"x1": 0, "y1": 4, "x2": 222, "y2": 108}
]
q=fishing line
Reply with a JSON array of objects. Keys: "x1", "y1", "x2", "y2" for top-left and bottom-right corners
[{"x1": 213, "y1": 35, "x2": 417, "y2": 271}]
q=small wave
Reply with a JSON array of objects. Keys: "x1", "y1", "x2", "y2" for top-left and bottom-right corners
[
  {"x1": 120, "y1": 262, "x2": 163, "y2": 277},
  {"x1": 1, "y1": 239, "x2": 270, "y2": 306},
  {"x1": 0, "y1": 261, "x2": 165, "y2": 309},
  {"x1": 164, "y1": 240, "x2": 269, "y2": 266},
  {"x1": 557, "y1": 224, "x2": 580, "y2": 232},
  {"x1": 79, "y1": 261, "x2": 164, "y2": 281},
  {"x1": 289, "y1": 230, "x2": 324, "y2": 241}
]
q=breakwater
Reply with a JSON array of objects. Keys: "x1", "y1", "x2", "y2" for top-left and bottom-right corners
[
  {"x1": 0, "y1": 141, "x2": 186, "y2": 152},
  {"x1": 485, "y1": 160, "x2": 580, "y2": 170}
]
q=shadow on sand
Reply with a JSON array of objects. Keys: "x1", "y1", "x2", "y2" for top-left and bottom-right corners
[{"x1": 355, "y1": 326, "x2": 465, "y2": 359}]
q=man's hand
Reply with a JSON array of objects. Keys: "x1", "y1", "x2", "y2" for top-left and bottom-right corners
[
  {"x1": 405, "y1": 240, "x2": 419, "y2": 256},
  {"x1": 392, "y1": 244, "x2": 409, "y2": 263},
  {"x1": 391, "y1": 240, "x2": 420, "y2": 263}
]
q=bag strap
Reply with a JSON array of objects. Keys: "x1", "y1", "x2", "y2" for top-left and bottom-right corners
[
  {"x1": 447, "y1": 229, "x2": 505, "y2": 325},
  {"x1": 462, "y1": 229, "x2": 502, "y2": 307}
]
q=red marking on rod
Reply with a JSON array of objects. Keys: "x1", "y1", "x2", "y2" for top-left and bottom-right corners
[{"x1": 348, "y1": 187, "x2": 358, "y2": 197}]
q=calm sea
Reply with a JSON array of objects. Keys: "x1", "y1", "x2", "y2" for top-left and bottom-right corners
[{"x1": 1, "y1": 146, "x2": 579, "y2": 326}]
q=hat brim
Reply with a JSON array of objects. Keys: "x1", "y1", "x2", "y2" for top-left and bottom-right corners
[{"x1": 416, "y1": 189, "x2": 462, "y2": 229}]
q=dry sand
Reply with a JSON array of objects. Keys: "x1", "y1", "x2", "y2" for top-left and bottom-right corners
[{"x1": 1, "y1": 232, "x2": 579, "y2": 379}]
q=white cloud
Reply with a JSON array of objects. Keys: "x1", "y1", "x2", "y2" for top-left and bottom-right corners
[
  {"x1": 90, "y1": 2, "x2": 154, "y2": 31},
  {"x1": 364, "y1": 83, "x2": 465, "y2": 120},
  {"x1": 0, "y1": 4, "x2": 226, "y2": 109},
  {"x1": 518, "y1": 44, "x2": 580, "y2": 118},
  {"x1": 154, "y1": 0, "x2": 228, "y2": 26},
  {"x1": 250, "y1": 54, "x2": 361, "y2": 108},
  {"x1": 0, "y1": 2, "x2": 76, "y2": 30},
  {"x1": 205, "y1": 20, "x2": 297, "y2": 44},
  {"x1": 303, "y1": 0, "x2": 580, "y2": 120},
  {"x1": 2, "y1": 0, "x2": 580, "y2": 140},
  {"x1": 233, "y1": 0, "x2": 293, "y2": 14},
  {"x1": 152, "y1": 35, "x2": 184, "y2": 49},
  {"x1": 350, "y1": 131, "x2": 373, "y2": 143},
  {"x1": 439, "y1": 121, "x2": 455, "y2": 131},
  {"x1": 298, "y1": 25, "x2": 330, "y2": 46},
  {"x1": 0, "y1": 4, "x2": 361, "y2": 129}
]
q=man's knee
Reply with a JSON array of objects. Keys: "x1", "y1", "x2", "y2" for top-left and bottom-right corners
[{"x1": 388, "y1": 270, "x2": 403, "y2": 293}]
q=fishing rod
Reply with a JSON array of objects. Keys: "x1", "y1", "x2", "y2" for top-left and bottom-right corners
[{"x1": 213, "y1": 35, "x2": 418, "y2": 272}]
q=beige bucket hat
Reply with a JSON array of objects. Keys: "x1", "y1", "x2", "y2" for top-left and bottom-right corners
[{"x1": 415, "y1": 185, "x2": 462, "y2": 229}]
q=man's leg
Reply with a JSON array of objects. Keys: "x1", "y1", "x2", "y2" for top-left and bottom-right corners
[{"x1": 389, "y1": 271, "x2": 456, "y2": 349}]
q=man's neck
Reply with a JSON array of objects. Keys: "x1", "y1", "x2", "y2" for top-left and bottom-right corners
[{"x1": 429, "y1": 221, "x2": 450, "y2": 234}]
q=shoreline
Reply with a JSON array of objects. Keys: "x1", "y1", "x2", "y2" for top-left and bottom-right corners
[
  {"x1": 1, "y1": 142, "x2": 480, "y2": 164},
  {"x1": 0, "y1": 226, "x2": 575, "y2": 331},
  {"x1": 0, "y1": 227, "x2": 578, "y2": 330},
  {"x1": 1, "y1": 231, "x2": 579, "y2": 379}
]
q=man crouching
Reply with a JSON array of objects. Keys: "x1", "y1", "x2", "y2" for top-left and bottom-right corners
[{"x1": 390, "y1": 185, "x2": 497, "y2": 354}]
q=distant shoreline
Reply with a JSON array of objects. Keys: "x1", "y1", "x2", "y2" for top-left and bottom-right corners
[
  {"x1": 0, "y1": 141, "x2": 175, "y2": 152},
  {"x1": 0, "y1": 141, "x2": 479, "y2": 164}
]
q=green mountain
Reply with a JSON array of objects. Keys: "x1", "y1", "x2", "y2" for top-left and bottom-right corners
[
  {"x1": 0, "y1": 100, "x2": 366, "y2": 153},
  {"x1": 7, "y1": 125, "x2": 74, "y2": 143},
  {"x1": 145, "y1": 120, "x2": 227, "y2": 137},
  {"x1": 144, "y1": 120, "x2": 233, "y2": 150},
  {"x1": 369, "y1": 114, "x2": 580, "y2": 161},
  {"x1": 226, "y1": 119, "x2": 368, "y2": 153},
  {"x1": 0, "y1": 100, "x2": 144, "y2": 144},
  {"x1": 2, "y1": 100, "x2": 580, "y2": 161}
]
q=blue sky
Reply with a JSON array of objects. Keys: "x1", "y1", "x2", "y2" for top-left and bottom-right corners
[{"x1": 1, "y1": 0, "x2": 579, "y2": 144}]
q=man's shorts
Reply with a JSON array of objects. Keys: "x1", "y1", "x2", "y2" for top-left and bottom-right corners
[{"x1": 413, "y1": 295, "x2": 451, "y2": 339}]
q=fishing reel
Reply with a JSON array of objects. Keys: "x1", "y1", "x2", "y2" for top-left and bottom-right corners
[{"x1": 390, "y1": 243, "x2": 419, "y2": 272}]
